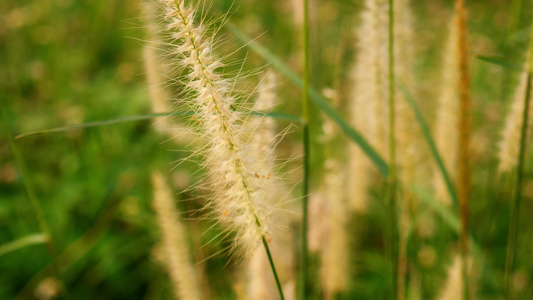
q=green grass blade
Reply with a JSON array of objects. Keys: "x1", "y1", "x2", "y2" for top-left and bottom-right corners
[
  {"x1": 399, "y1": 84, "x2": 459, "y2": 212},
  {"x1": 411, "y1": 186, "x2": 460, "y2": 233},
  {"x1": 15, "y1": 110, "x2": 301, "y2": 139},
  {"x1": 388, "y1": 1, "x2": 398, "y2": 299},
  {"x1": 15, "y1": 112, "x2": 177, "y2": 139},
  {"x1": 299, "y1": 0, "x2": 311, "y2": 298},
  {"x1": 0, "y1": 234, "x2": 48, "y2": 257},
  {"x1": 227, "y1": 23, "x2": 389, "y2": 177},
  {"x1": 476, "y1": 55, "x2": 523, "y2": 71}
]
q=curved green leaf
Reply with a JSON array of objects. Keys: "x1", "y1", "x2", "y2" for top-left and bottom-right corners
[
  {"x1": 0, "y1": 234, "x2": 48, "y2": 257},
  {"x1": 399, "y1": 84, "x2": 459, "y2": 212},
  {"x1": 476, "y1": 55, "x2": 523, "y2": 71}
]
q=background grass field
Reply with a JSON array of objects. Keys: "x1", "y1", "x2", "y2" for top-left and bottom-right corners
[{"x1": 1, "y1": 0, "x2": 533, "y2": 299}]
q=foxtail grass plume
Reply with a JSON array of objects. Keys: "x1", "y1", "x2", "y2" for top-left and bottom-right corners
[
  {"x1": 498, "y1": 66, "x2": 533, "y2": 173},
  {"x1": 321, "y1": 159, "x2": 350, "y2": 298},
  {"x1": 394, "y1": 0, "x2": 418, "y2": 188},
  {"x1": 350, "y1": 1, "x2": 419, "y2": 296},
  {"x1": 348, "y1": 0, "x2": 388, "y2": 212},
  {"x1": 158, "y1": 0, "x2": 279, "y2": 257},
  {"x1": 349, "y1": 0, "x2": 418, "y2": 212},
  {"x1": 152, "y1": 171, "x2": 202, "y2": 300},
  {"x1": 350, "y1": 0, "x2": 388, "y2": 157},
  {"x1": 433, "y1": 15, "x2": 460, "y2": 206},
  {"x1": 393, "y1": 1, "x2": 419, "y2": 298}
]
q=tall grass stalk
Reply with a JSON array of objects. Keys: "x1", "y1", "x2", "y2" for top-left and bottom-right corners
[
  {"x1": 299, "y1": 0, "x2": 311, "y2": 298},
  {"x1": 504, "y1": 23, "x2": 533, "y2": 300},
  {"x1": 387, "y1": 0, "x2": 399, "y2": 299},
  {"x1": 454, "y1": 0, "x2": 471, "y2": 298}
]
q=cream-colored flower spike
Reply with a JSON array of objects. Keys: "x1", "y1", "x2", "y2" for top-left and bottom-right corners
[
  {"x1": 152, "y1": 172, "x2": 202, "y2": 300},
  {"x1": 349, "y1": 0, "x2": 418, "y2": 212},
  {"x1": 498, "y1": 66, "x2": 533, "y2": 173},
  {"x1": 321, "y1": 159, "x2": 349, "y2": 297},
  {"x1": 434, "y1": 15, "x2": 460, "y2": 206},
  {"x1": 348, "y1": 0, "x2": 388, "y2": 212},
  {"x1": 158, "y1": 0, "x2": 275, "y2": 257}
]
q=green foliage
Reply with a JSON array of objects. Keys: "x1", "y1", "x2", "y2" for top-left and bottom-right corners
[{"x1": 1, "y1": 0, "x2": 533, "y2": 299}]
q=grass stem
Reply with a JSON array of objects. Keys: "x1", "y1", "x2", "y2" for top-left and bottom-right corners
[
  {"x1": 504, "y1": 23, "x2": 533, "y2": 300},
  {"x1": 263, "y1": 238, "x2": 285, "y2": 300},
  {"x1": 387, "y1": 0, "x2": 398, "y2": 299},
  {"x1": 299, "y1": 0, "x2": 311, "y2": 299}
]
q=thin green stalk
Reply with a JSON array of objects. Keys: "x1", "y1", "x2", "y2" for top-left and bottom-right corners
[
  {"x1": 387, "y1": 0, "x2": 398, "y2": 299},
  {"x1": 299, "y1": 0, "x2": 311, "y2": 299},
  {"x1": 504, "y1": 23, "x2": 533, "y2": 300},
  {"x1": 262, "y1": 238, "x2": 285, "y2": 300}
]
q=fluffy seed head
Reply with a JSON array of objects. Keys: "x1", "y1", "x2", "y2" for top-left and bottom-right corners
[
  {"x1": 433, "y1": 15, "x2": 460, "y2": 206},
  {"x1": 158, "y1": 0, "x2": 280, "y2": 257}
]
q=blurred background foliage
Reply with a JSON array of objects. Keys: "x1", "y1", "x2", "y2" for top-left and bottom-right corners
[{"x1": 1, "y1": 0, "x2": 533, "y2": 299}]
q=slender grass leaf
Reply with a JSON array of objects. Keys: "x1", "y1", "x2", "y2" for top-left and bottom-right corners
[
  {"x1": 410, "y1": 185, "x2": 482, "y2": 250},
  {"x1": 227, "y1": 23, "x2": 389, "y2": 177},
  {"x1": 400, "y1": 85, "x2": 500, "y2": 300},
  {"x1": 476, "y1": 55, "x2": 523, "y2": 71},
  {"x1": 399, "y1": 84, "x2": 459, "y2": 212},
  {"x1": 15, "y1": 110, "x2": 300, "y2": 139},
  {"x1": 411, "y1": 186, "x2": 460, "y2": 233},
  {"x1": 15, "y1": 112, "x2": 177, "y2": 139},
  {"x1": 0, "y1": 234, "x2": 48, "y2": 257}
]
